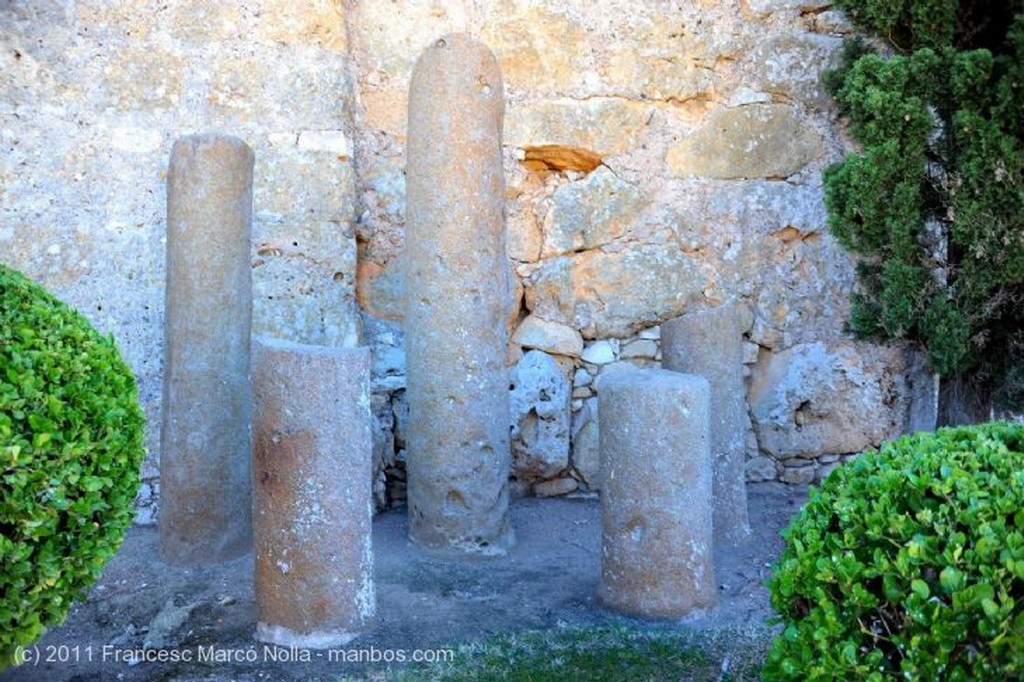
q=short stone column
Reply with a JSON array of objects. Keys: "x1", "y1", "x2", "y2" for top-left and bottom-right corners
[
  {"x1": 252, "y1": 337, "x2": 375, "y2": 647},
  {"x1": 662, "y1": 303, "x2": 751, "y2": 545},
  {"x1": 404, "y1": 33, "x2": 513, "y2": 554},
  {"x1": 160, "y1": 133, "x2": 254, "y2": 565},
  {"x1": 597, "y1": 368, "x2": 715, "y2": 618}
]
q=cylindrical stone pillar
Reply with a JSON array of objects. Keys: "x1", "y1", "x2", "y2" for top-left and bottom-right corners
[
  {"x1": 662, "y1": 303, "x2": 751, "y2": 546},
  {"x1": 404, "y1": 33, "x2": 513, "y2": 554},
  {"x1": 160, "y1": 133, "x2": 254, "y2": 565},
  {"x1": 597, "y1": 368, "x2": 715, "y2": 618},
  {"x1": 252, "y1": 337, "x2": 375, "y2": 647}
]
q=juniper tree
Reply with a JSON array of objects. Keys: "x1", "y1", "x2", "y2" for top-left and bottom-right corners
[{"x1": 825, "y1": 0, "x2": 1024, "y2": 414}]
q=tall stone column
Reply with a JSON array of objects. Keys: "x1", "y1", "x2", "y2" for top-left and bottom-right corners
[
  {"x1": 160, "y1": 134, "x2": 254, "y2": 565},
  {"x1": 404, "y1": 34, "x2": 513, "y2": 554},
  {"x1": 252, "y1": 338, "x2": 375, "y2": 647},
  {"x1": 597, "y1": 367, "x2": 715, "y2": 618},
  {"x1": 662, "y1": 303, "x2": 751, "y2": 545}
]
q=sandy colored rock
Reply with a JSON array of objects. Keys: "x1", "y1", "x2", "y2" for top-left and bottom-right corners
[
  {"x1": 512, "y1": 315, "x2": 584, "y2": 357},
  {"x1": 509, "y1": 350, "x2": 572, "y2": 482},
  {"x1": 543, "y1": 166, "x2": 646, "y2": 256},
  {"x1": 252, "y1": 338, "x2": 374, "y2": 648},
  {"x1": 748, "y1": 342, "x2": 906, "y2": 460},
  {"x1": 160, "y1": 134, "x2": 254, "y2": 566},
  {"x1": 570, "y1": 400, "x2": 601, "y2": 490},
  {"x1": 525, "y1": 244, "x2": 704, "y2": 338},
  {"x1": 597, "y1": 368, "x2": 715, "y2": 619},
  {"x1": 404, "y1": 34, "x2": 513, "y2": 554},
  {"x1": 357, "y1": 258, "x2": 405, "y2": 322},
  {"x1": 505, "y1": 98, "x2": 651, "y2": 157},
  {"x1": 662, "y1": 304, "x2": 751, "y2": 546},
  {"x1": 532, "y1": 477, "x2": 579, "y2": 497},
  {"x1": 667, "y1": 104, "x2": 822, "y2": 179}
]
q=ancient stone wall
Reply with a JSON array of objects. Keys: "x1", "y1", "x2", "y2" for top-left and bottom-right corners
[{"x1": 1, "y1": 1, "x2": 921, "y2": 521}]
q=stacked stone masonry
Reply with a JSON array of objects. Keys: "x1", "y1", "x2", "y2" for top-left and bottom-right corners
[{"x1": 0, "y1": 1, "x2": 930, "y2": 519}]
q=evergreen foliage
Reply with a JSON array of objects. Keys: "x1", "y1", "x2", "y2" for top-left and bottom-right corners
[{"x1": 825, "y1": 0, "x2": 1024, "y2": 409}]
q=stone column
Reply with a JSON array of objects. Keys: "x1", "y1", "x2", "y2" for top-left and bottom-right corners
[
  {"x1": 160, "y1": 133, "x2": 254, "y2": 565},
  {"x1": 597, "y1": 368, "x2": 715, "y2": 618},
  {"x1": 661, "y1": 303, "x2": 751, "y2": 545},
  {"x1": 404, "y1": 33, "x2": 513, "y2": 554},
  {"x1": 252, "y1": 337, "x2": 375, "y2": 647}
]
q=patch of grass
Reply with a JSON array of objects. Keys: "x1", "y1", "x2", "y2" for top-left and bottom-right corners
[{"x1": 393, "y1": 625, "x2": 770, "y2": 681}]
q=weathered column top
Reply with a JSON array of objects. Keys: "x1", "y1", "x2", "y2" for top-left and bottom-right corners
[{"x1": 597, "y1": 366, "x2": 710, "y2": 394}]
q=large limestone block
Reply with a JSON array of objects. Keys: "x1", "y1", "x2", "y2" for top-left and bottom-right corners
[
  {"x1": 404, "y1": 34, "x2": 513, "y2": 554},
  {"x1": 662, "y1": 304, "x2": 751, "y2": 546},
  {"x1": 160, "y1": 134, "x2": 254, "y2": 565},
  {"x1": 505, "y1": 98, "x2": 651, "y2": 157},
  {"x1": 524, "y1": 244, "x2": 704, "y2": 338},
  {"x1": 667, "y1": 104, "x2": 822, "y2": 179},
  {"x1": 512, "y1": 314, "x2": 583, "y2": 358},
  {"x1": 597, "y1": 368, "x2": 715, "y2": 618},
  {"x1": 252, "y1": 338, "x2": 374, "y2": 647},
  {"x1": 543, "y1": 166, "x2": 646, "y2": 257},
  {"x1": 748, "y1": 342, "x2": 906, "y2": 460},
  {"x1": 251, "y1": 221, "x2": 359, "y2": 348},
  {"x1": 748, "y1": 34, "x2": 841, "y2": 108},
  {"x1": 509, "y1": 350, "x2": 572, "y2": 482}
]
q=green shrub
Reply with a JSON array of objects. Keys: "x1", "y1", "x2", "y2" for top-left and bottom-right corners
[
  {"x1": 0, "y1": 264, "x2": 145, "y2": 668},
  {"x1": 766, "y1": 423, "x2": 1024, "y2": 680},
  {"x1": 824, "y1": 1, "x2": 1024, "y2": 412}
]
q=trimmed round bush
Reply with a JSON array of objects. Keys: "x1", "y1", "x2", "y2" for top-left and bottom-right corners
[
  {"x1": 766, "y1": 422, "x2": 1024, "y2": 680},
  {"x1": 0, "y1": 264, "x2": 145, "y2": 667}
]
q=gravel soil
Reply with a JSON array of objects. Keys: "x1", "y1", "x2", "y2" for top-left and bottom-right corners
[{"x1": 1, "y1": 482, "x2": 808, "y2": 682}]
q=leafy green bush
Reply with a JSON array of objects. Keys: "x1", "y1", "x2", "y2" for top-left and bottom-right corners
[
  {"x1": 0, "y1": 264, "x2": 145, "y2": 668},
  {"x1": 766, "y1": 423, "x2": 1024, "y2": 680},
  {"x1": 825, "y1": 1, "x2": 1024, "y2": 411}
]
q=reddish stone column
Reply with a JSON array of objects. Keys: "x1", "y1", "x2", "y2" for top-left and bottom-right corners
[
  {"x1": 404, "y1": 34, "x2": 513, "y2": 554},
  {"x1": 662, "y1": 303, "x2": 751, "y2": 545},
  {"x1": 597, "y1": 368, "x2": 716, "y2": 618},
  {"x1": 160, "y1": 133, "x2": 254, "y2": 565},
  {"x1": 252, "y1": 337, "x2": 375, "y2": 647}
]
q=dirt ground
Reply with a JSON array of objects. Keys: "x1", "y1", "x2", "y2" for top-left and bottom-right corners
[{"x1": 1, "y1": 482, "x2": 808, "y2": 682}]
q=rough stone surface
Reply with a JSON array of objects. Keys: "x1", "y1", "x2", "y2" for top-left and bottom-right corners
[
  {"x1": 542, "y1": 166, "x2": 646, "y2": 256},
  {"x1": 597, "y1": 368, "x2": 715, "y2": 619},
  {"x1": 570, "y1": 399, "x2": 601, "y2": 490},
  {"x1": 404, "y1": 34, "x2": 513, "y2": 553},
  {"x1": 512, "y1": 314, "x2": 584, "y2": 357},
  {"x1": 525, "y1": 245, "x2": 705, "y2": 339},
  {"x1": 159, "y1": 134, "x2": 253, "y2": 566},
  {"x1": 509, "y1": 350, "x2": 572, "y2": 482},
  {"x1": 581, "y1": 339, "x2": 618, "y2": 365},
  {"x1": 252, "y1": 338, "x2": 375, "y2": 648},
  {"x1": 746, "y1": 34, "x2": 841, "y2": 108},
  {"x1": 620, "y1": 339, "x2": 658, "y2": 360},
  {"x1": 667, "y1": 104, "x2": 823, "y2": 179},
  {"x1": 779, "y1": 461, "x2": 817, "y2": 485},
  {"x1": 745, "y1": 456, "x2": 778, "y2": 482},
  {"x1": 662, "y1": 304, "x2": 751, "y2": 546},
  {"x1": 748, "y1": 342, "x2": 907, "y2": 460},
  {"x1": 1, "y1": 1, "x2": 915, "y2": 503},
  {"x1": 905, "y1": 347, "x2": 939, "y2": 433},
  {"x1": 533, "y1": 477, "x2": 579, "y2": 498}
]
